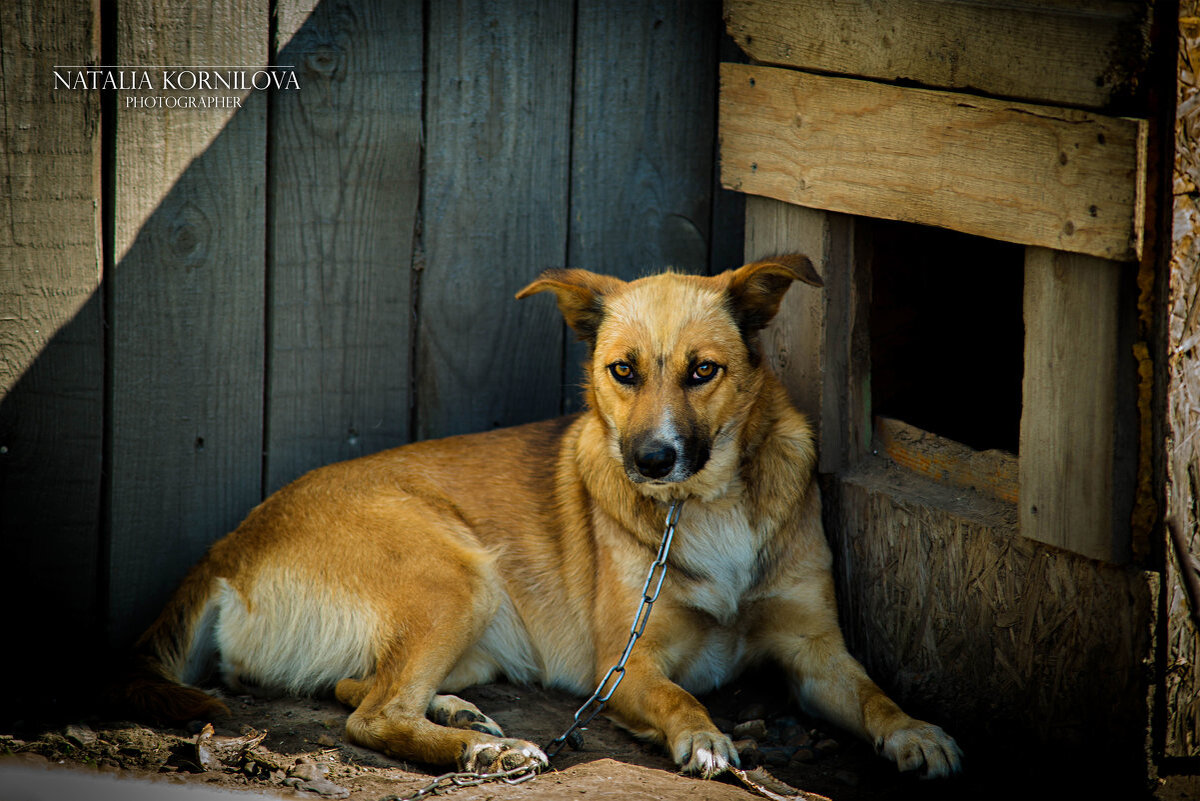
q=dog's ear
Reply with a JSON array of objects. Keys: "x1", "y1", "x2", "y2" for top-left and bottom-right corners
[
  {"x1": 724, "y1": 255, "x2": 823, "y2": 333},
  {"x1": 515, "y1": 268, "x2": 624, "y2": 345}
]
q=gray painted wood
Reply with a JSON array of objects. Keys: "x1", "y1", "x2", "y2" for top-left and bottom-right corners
[{"x1": 265, "y1": 0, "x2": 422, "y2": 493}]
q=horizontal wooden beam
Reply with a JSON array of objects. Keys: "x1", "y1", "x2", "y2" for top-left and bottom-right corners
[
  {"x1": 875, "y1": 417, "x2": 1018, "y2": 506},
  {"x1": 719, "y1": 63, "x2": 1146, "y2": 261},
  {"x1": 724, "y1": 0, "x2": 1152, "y2": 114}
]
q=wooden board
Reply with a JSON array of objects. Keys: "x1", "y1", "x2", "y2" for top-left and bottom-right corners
[
  {"x1": 0, "y1": 0, "x2": 104, "y2": 674},
  {"x1": 719, "y1": 63, "x2": 1147, "y2": 262},
  {"x1": 1164, "y1": 1, "x2": 1200, "y2": 759},
  {"x1": 107, "y1": 0, "x2": 269, "y2": 647},
  {"x1": 875, "y1": 417, "x2": 1018, "y2": 506},
  {"x1": 724, "y1": 0, "x2": 1153, "y2": 113},
  {"x1": 562, "y1": 0, "x2": 719, "y2": 413},
  {"x1": 1019, "y1": 249, "x2": 1121, "y2": 563},
  {"x1": 828, "y1": 458, "x2": 1156, "y2": 784},
  {"x1": 265, "y1": 0, "x2": 422, "y2": 493},
  {"x1": 416, "y1": 0, "x2": 573, "y2": 439}
]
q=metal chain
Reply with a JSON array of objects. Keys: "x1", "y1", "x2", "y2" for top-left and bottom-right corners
[
  {"x1": 388, "y1": 500, "x2": 682, "y2": 801},
  {"x1": 543, "y1": 499, "x2": 682, "y2": 757}
]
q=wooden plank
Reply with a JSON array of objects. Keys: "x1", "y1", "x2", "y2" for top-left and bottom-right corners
[
  {"x1": 1019, "y1": 248, "x2": 1121, "y2": 563},
  {"x1": 875, "y1": 417, "x2": 1018, "y2": 506},
  {"x1": 108, "y1": 0, "x2": 268, "y2": 647},
  {"x1": 563, "y1": 0, "x2": 719, "y2": 413},
  {"x1": 724, "y1": 0, "x2": 1152, "y2": 113},
  {"x1": 0, "y1": 0, "x2": 104, "y2": 680},
  {"x1": 264, "y1": 0, "x2": 422, "y2": 493},
  {"x1": 1164, "y1": 1, "x2": 1200, "y2": 758},
  {"x1": 416, "y1": 0, "x2": 573, "y2": 439},
  {"x1": 828, "y1": 458, "x2": 1156, "y2": 788},
  {"x1": 719, "y1": 63, "x2": 1147, "y2": 262}
]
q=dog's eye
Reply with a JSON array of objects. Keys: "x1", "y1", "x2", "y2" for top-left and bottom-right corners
[
  {"x1": 688, "y1": 362, "x2": 720, "y2": 385},
  {"x1": 609, "y1": 362, "x2": 636, "y2": 384}
]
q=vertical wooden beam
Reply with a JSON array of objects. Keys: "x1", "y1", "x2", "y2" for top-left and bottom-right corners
[
  {"x1": 743, "y1": 196, "x2": 866, "y2": 473},
  {"x1": 416, "y1": 0, "x2": 573, "y2": 439},
  {"x1": 265, "y1": 0, "x2": 422, "y2": 493},
  {"x1": 563, "y1": 0, "x2": 718, "y2": 412},
  {"x1": 0, "y1": 0, "x2": 104, "y2": 681},
  {"x1": 108, "y1": 0, "x2": 268, "y2": 646},
  {"x1": 1019, "y1": 248, "x2": 1121, "y2": 562}
]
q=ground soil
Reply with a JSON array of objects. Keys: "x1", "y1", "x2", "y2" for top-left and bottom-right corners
[{"x1": 0, "y1": 672, "x2": 991, "y2": 801}]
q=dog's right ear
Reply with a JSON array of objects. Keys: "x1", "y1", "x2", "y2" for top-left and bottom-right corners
[{"x1": 515, "y1": 269, "x2": 623, "y2": 345}]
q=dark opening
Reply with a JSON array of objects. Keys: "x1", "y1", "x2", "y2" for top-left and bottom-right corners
[{"x1": 869, "y1": 220, "x2": 1024, "y2": 454}]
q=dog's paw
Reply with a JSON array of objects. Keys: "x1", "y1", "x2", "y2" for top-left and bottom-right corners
[
  {"x1": 672, "y1": 730, "x2": 740, "y2": 779},
  {"x1": 460, "y1": 738, "x2": 548, "y2": 775},
  {"x1": 876, "y1": 721, "x2": 963, "y2": 779}
]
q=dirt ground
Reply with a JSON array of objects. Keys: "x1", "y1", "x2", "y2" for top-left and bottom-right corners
[{"x1": 0, "y1": 672, "x2": 1159, "y2": 801}]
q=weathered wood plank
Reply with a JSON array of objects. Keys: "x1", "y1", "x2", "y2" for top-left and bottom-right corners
[
  {"x1": 562, "y1": 0, "x2": 719, "y2": 412},
  {"x1": 1019, "y1": 248, "x2": 1121, "y2": 563},
  {"x1": 828, "y1": 458, "x2": 1155, "y2": 788},
  {"x1": 724, "y1": 0, "x2": 1152, "y2": 113},
  {"x1": 0, "y1": 0, "x2": 104, "y2": 676},
  {"x1": 265, "y1": 0, "x2": 422, "y2": 493},
  {"x1": 719, "y1": 64, "x2": 1147, "y2": 261},
  {"x1": 1164, "y1": 1, "x2": 1200, "y2": 758},
  {"x1": 108, "y1": 0, "x2": 268, "y2": 647},
  {"x1": 875, "y1": 417, "x2": 1018, "y2": 506},
  {"x1": 416, "y1": 0, "x2": 573, "y2": 439}
]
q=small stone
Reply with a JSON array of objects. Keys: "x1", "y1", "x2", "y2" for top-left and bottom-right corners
[
  {"x1": 759, "y1": 746, "x2": 792, "y2": 767},
  {"x1": 732, "y1": 719, "x2": 769, "y2": 741},
  {"x1": 815, "y1": 738, "x2": 839, "y2": 755},
  {"x1": 789, "y1": 747, "x2": 816, "y2": 766},
  {"x1": 63, "y1": 724, "x2": 97, "y2": 748},
  {"x1": 315, "y1": 733, "x2": 337, "y2": 747},
  {"x1": 784, "y1": 727, "x2": 813, "y2": 749},
  {"x1": 737, "y1": 703, "x2": 767, "y2": 722},
  {"x1": 733, "y1": 738, "x2": 761, "y2": 765}
]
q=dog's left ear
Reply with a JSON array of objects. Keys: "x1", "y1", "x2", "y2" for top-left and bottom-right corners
[
  {"x1": 515, "y1": 268, "x2": 624, "y2": 345},
  {"x1": 724, "y1": 255, "x2": 823, "y2": 333}
]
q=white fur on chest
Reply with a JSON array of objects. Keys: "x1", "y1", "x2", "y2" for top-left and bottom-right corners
[{"x1": 669, "y1": 502, "x2": 760, "y2": 626}]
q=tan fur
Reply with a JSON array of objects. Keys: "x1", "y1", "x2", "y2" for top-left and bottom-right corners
[{"x1": 122, "y1": 258, "x2": 961, "y2": 778}]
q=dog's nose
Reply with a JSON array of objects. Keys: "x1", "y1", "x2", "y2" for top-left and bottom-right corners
[{"x1": 634, "y1": 444, "x2": 677, "y2": 479}]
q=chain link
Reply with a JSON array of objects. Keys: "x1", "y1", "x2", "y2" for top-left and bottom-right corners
[{"x1": 389, "y1": 500, "x2": 681, "y2": 801}]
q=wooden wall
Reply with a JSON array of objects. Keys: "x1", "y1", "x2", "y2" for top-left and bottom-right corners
[{"x1": 0, "y1": 0, "x2": 735, "y2": 683}]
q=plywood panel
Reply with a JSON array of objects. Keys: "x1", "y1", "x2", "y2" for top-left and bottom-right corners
[
  {"x1": 724, "y1": 0, "x2": 1152, "y2": 113},
  {"x1": 0, "y1": 0, "x2": 104, "y2": 676},
  {"x1": 563, "y1": 0, "x2": 719, "y2": 413},
  {"x1": 720, "y1": 64, "x2": 1147, "y2": 261},
  {"x1": 416, "y1": 0, "x2": 573, "y2": 439},
  {"x1": 1019, "y1": 248, "x2": 1120, "y2": 563},
  {"x1": 108, "y1": 0, "x2": 268, "y2": 647},
  {"x1": 265, "y1": 0, "x2": 422, "y2": 493}
]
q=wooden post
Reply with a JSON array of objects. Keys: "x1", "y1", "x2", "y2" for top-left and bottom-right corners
[
  {"x1": 1019, "y1": 247, "x2": 1121, "y2": 562},
  {"x1": 743, "y1": 196, "x2": 867, "y2": 473},
  {"x1": 108, "y1": 0, "x2": 269, "y2": 646},
  {"x1": 265, "y1": 0, "x2": 423, "y2": 493}
]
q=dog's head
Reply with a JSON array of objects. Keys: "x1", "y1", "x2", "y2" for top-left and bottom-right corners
[{"x1": 516, "y1": 257, "x2": 821, "y2": 499}]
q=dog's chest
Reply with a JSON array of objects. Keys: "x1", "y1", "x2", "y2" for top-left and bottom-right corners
[{"x1": 668, "y1": 503, "x2": 760, "y2": 625}]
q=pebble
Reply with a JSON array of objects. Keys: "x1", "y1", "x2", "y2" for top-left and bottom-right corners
[
  {"x1": 783, "y1": 727, "x2": 813, "y2": 749},
  {"x1": 732, "y1": 719, "x2": 768, "y2": 741},
  {"x1": 815, "y1": 738, "x2": 840, "y2": 755},
  {"x1": 759, "y1": 746, "x2": 792, "y2": 767},
  {"x1": 63, "y1": 724, "x2": 97, "y2": 748},
  {"x1": 733, "y1": 738, "x2": 761, "y2": 765},
  {"x1": 789, "y1": 746, "x2": 816, "y2": 765}
]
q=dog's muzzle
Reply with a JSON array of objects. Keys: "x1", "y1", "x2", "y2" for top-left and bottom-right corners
[{"x1": 625, "y1": 434, "x2": 710, "y2": 483}]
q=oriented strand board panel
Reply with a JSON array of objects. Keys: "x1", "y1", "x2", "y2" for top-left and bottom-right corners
[
  {"x1": 562, "y1": 0, "x2": 719, "y2": 413},
  {"x1": 0, "y1": 0, "x2": 104, "y2": 669},
  {"x1": 1164, "y1": 1, "x2": 1200, "y2": 758},
  {"x1": 1019, "y1": 249, "x2": 1121, "y2": 563},
  {"x1": 719, "y1": 64, "x2": 1147, "y2": 261},
  {"x1": 108, "y1": 0, "x2": 268, "y2": 647},
  {"x1": 724, "y1": 0, "x2": 1153, "y2": 113},
  {"x1": 416, "y1": 0, "x2": 573, "y2": 440},
  {"x1": 828, "y1": 459, "x2": 1156, "y2": 789},
  {"x1": 265, "y1": 0, "x2": 422, "y2": 493}
]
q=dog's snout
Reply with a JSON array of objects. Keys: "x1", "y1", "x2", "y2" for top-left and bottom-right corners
[{"x1": 634, "y1": 443, "x2": 677, "y2": 479}]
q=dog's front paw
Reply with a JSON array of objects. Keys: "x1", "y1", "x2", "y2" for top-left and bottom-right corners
[
  {"x1": 672, "y1": 730, "x2": 740, "y2": 779},
  {"x1": 876, "y1": 721, "x2": 962, "y2": 778},
  {"x1": 460, "y1": 738, "x2": 548, "y2": 775}
]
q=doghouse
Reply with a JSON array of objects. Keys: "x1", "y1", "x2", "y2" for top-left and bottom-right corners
[{"x1": 1, "y1": 0, "x2": 1196, "y2": 795}]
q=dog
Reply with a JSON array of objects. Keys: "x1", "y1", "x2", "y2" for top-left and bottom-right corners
[{"x1": 121, "y1": 257, "x2": 962, "y2": 779}]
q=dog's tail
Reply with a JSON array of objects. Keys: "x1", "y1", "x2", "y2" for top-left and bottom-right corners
[{"x1": 112, "y1": 558, "x2": 231, "y2": 723}]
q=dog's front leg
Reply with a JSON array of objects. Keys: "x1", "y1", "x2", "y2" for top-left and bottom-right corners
[
  {"x1": 598, "y1": 649, "x2": 739, "y2": 778},
  {"x1": 753, "y1": 585, "x2": 963, "y2": 778}
]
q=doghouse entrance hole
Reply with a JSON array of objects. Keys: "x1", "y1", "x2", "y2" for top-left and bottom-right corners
[{"x1": 869, "y1": 220, "x2": 1024, "y2": 455}]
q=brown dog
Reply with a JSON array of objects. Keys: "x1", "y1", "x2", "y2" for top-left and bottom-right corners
[{"x1": 123, "y1": 258, "x2": 962, "y2": 779}]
